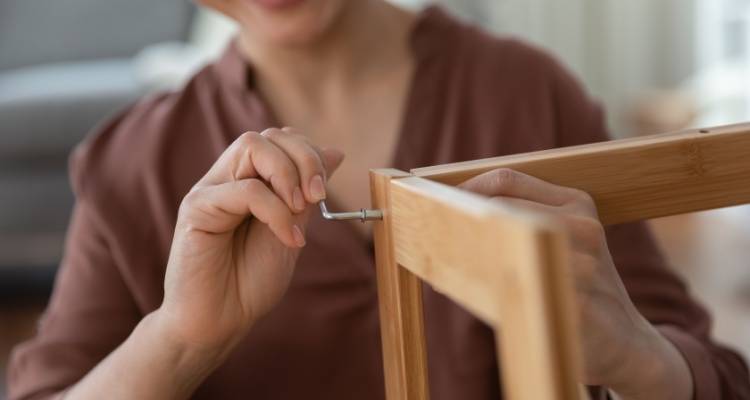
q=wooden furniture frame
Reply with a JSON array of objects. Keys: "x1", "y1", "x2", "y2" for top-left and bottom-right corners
[{"x1": 369, "y1": 123, "x2": 750, "y2": 400}]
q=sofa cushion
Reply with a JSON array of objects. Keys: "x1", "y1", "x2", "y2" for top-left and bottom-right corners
[
  {"x1": 0, "y1": 59, "x2": 141, "y2": 162},
  {"x1": 0, "y1": 0, "x2": 194, "y2": 70}
]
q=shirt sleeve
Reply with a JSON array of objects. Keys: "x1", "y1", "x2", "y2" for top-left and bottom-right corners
[
  {"x1": 548, "y1": 56, "x2": 750, "y2": 400},
  {"x1": 7, "y1": 143, "x2": 142, "y2": 400}
]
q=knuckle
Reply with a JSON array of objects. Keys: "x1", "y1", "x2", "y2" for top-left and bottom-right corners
[
  {"x1": 491, "y1": 168, "x2": 516, "y2": 188},
  {"x1": 582, "y1": 216, "x2": 605, "y2": 239},
  {"x1": 178, "y1": 187, "x2": 204, "y2": 219},
  {"x1": 571, "y1": 188, "x2": 595, "y2": 207},
  {"x1": 235, "y1": 132, "x2": 262, "y2": 158},
  {"x1": 180, "y1": 187, "x2": 201, "y2": 209},
  {"x1": 279, "y1": 127, "x2": 312, "y2": 147},
  {"x1": 238, "y1": 131, "x2": 261, "y2": 146},
  {"x1": 570, "y1": 216, "x2": 606, "y2": 250},
  {"x1": 260, "y1": 127, "x2": 284, "y2": 139},
  {"x1": 280, "y1": 126, "x2": 298, "y2": 135},
  {"x1": 240, "y1": 178, "x2": 266, "y2": 195},
  {"x1": 579, "y1": 190, "x2": 594, "y2": 203}
]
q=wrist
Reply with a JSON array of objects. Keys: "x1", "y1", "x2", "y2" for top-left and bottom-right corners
[
  {"x1": 153, "y1": 302, "x2": 252, "y2": 357},
  {"x1": 608, "y1": 323, "x2": 693, "y2": 400},
  {"x1": 145, "y1": 310, "x2": 229, "y2": 378},
  {"x1": 65, "y1": 310, "x2": 232, "y2": 399}
]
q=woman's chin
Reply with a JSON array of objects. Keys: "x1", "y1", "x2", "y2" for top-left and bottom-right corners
[
  {"x1": 249, "y1": 0, "x2": 308, "y2": 11},
  {"x1": 264, "y1": 27, "x2": 327, "y2": 46},
  {"x1": 242, "y1": 0, "x2": 343, "y2": 46}
]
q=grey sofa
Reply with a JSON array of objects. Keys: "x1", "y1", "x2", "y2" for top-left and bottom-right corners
[{"x1": 0, "y1": 0, "x2": 196, "y2": 297}]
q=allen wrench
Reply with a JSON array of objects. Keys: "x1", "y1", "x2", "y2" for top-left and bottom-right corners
[{"x1": 318, "y1": 200, "x2": 383, "y2": 222}]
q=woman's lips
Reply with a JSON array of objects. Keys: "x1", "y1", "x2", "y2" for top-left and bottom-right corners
[{"x1": 251, "y1": 0, "x2": 307, "y2": 11}]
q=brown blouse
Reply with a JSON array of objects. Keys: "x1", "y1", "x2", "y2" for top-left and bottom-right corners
[{"x1": 8, "y1": 6, "x2": 750, "y2": 400}]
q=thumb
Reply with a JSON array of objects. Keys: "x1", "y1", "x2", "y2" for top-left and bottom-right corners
[{"x1": 320, "y1": 148, "x2": 345, "y2": 180}]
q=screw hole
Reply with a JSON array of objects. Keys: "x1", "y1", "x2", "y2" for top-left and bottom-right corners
[{"x1": 699, "y1": 129, "x2": 710, "y2": 134}]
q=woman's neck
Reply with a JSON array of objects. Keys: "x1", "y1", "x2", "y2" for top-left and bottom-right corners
[{"x1": 237, "y1": 0, "x2": 416, "y2": 107}]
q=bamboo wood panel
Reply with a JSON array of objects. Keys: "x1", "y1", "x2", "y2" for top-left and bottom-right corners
[
  {"x1": 412, "y1": 123, "x2": 750, "y2": 225},
  {"x1": 494, "y1": 230, "x2": 584, "y2": 400},
  {"x1": 370, "y1": 169, "x2": 430, "y2": 400},
  {"x1": 387, "y1": 176, "x2": 585, "y2": 400}
]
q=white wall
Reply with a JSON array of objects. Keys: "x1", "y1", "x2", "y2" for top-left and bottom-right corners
[{"x1": 397, "y1": 0, "x2": 697, "y2": 136}]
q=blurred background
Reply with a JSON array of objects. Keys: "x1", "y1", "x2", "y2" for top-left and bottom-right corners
[{"x1": 2, "y1": 0, "x2": 750, "y2": 397}]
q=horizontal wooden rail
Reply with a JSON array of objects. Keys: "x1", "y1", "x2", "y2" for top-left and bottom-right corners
[{"x1": 412, "y1": 123, "x2": 750, "y2": 225}]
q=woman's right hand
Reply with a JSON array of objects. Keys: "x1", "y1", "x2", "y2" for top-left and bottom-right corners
[{"x1": 157, "y1": 127, "x2": 344, "y2": 357}]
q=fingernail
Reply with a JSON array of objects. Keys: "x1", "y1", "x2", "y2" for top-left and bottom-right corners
[
  {"x1": 310, "y1": 175, "x2": 326, "y2": 201},
  {"x1": 292, "y1": 187, "x2": 305, "y2": 211},
  {"x1": 292, "y1": 225, "x2": 306, "y2": 247}
]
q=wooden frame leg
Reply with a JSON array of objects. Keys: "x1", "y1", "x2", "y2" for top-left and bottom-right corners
[
  {"x1": 371, "y1": 169, "x2": 430, "y2": 400},
  {"x1": 495, "y1": 231, "x2": 586, "y2": 400}
]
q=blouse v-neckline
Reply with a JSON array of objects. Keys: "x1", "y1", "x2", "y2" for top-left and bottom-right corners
[{"x1": 217, "y1": 6, "x2": 454, "y2": 245}]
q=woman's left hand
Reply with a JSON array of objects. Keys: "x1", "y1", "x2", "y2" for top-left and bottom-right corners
[{"x1": 458, "y1": 168, "x2": 693, "y2": 400}]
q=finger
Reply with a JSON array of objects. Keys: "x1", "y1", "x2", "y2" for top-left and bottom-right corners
[
  {"x1": 493, "y1": 196, "x2": 604, "y2": 254},
  {"x1": 280, "y1": 128, "x2": 345, "y2": 178},
  {"x1": 459, "y1": 168, "x2": 579, "y2": 207},
  {"x1": 199, "y1": 132, "x2": 261, "y2": 185},
  {"x1": 200, "y1": 131, "x2": 304, "y2": 213},
  {"x1": 491, "y1": 196, "x2": 558, "y2": 215},
  {"x1": 180, "y1": 179, "x2": 305, "y2": 248},
  {"x1": 560, "y1": 214, "x2": 607, "y2": 255},
  {"x1": 264, "y1": 128, "x2": 334, "y2": 203}
]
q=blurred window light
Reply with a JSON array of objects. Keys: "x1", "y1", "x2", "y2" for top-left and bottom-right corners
[{"x1": 689, "y1": 0, "x2": 750, "y2": 126}]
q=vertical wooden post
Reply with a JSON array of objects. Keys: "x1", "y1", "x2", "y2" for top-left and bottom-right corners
[
  {"x1": 494, "y1": 229, "x2": 587, "y2": 400},
  {"x1": 370, "y1": 169, "x2": 430, "y2": 400}
]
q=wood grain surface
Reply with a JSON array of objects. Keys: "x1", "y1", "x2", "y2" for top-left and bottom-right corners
[
  {"x1": 388, "y1": 176, "x2": 586, "y2": 400},
  {"x1": 413, "y1": 123, "x2": 750, "y2": 225},
  {"x1": 370, "y1": 169, "x2": 430, "y2": 400}
]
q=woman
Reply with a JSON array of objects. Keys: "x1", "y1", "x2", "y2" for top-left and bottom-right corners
[{"x1": 8, "y1": 0, "x2": 750, "y2": 399}]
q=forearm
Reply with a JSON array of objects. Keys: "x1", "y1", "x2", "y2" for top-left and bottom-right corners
[{"x1": 64, "y1": 310, "x2": 225, "y2": 400}]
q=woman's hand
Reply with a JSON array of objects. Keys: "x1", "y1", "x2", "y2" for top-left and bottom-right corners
[
  {"x1": 65, "y1": 128, "x2": 344, "y2": 400},
  {"x1": 458, "y1": 168, "x2": 693, "y2": 400},
  {"x1": 158, "y1": 127, "x2": 344, "y2": 357}
]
